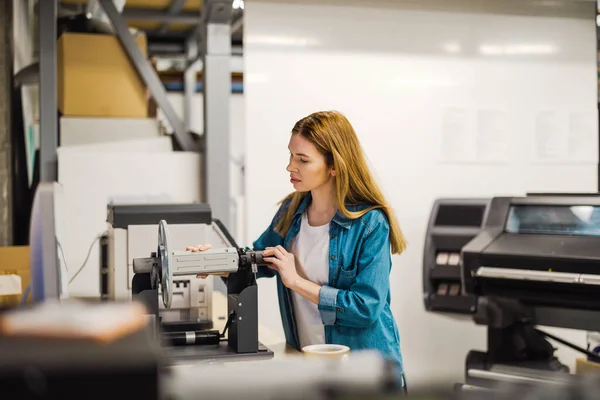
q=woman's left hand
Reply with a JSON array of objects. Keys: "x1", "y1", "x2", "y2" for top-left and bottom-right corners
[{"x1": 263, "y1": 246, "x2": 300, "y2": 289}]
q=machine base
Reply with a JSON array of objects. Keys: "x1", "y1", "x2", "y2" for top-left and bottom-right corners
[
  {"x1": 465, "y1": 350, "x2": 569, "y2": 389},
  {"x1": 162, "y1": 340, "x2": 275, "y2": 366},
  {"x1": 161, "y1": 320, "x2": 213, "y2": 332}
]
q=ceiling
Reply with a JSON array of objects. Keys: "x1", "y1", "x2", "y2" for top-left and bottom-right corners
[{"x1": 58, "y1": 0, "x2": 243, "y2": 56}]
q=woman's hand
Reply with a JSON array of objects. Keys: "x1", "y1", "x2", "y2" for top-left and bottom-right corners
[
  {"x1": 263, "y1": 245, "x2": 300, "y2": 289},
  {"x1": 185, "y1": 244, "x2": 229, "y2": 279}
]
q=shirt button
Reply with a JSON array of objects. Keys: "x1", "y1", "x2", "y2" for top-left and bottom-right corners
[
  {"x1": 331, "y1": 234, "x2": 336, "y2": 239},
  {"x1": 330, "y1": 255, "x2": 335, "y2": 260}
]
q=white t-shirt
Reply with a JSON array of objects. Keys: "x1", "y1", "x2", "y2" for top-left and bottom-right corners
[{"x1": 290, "y1": 211, "x2": 330, "y2": 349}]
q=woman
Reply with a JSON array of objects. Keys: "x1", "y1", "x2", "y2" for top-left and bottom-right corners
[{"x1": 190, "y1": 111, "x2": 407, "y2": 386}]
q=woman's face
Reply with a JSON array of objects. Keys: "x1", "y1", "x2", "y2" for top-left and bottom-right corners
[{"x1": 286, "y1": 134, "x2": 333, "y2": 192}]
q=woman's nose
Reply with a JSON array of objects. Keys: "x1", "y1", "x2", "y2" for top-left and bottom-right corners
[{"x1": 286, "y1": 162, "x2": 295, "y2": 172}]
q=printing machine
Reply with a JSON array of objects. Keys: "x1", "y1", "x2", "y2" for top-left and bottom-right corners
[
  {"x1": 99, "y1": 202, "x2": 274, "y2": 364},
  {"x1": 424, "y1": 194, "x2": 600, "y2": 390},
  {"x1": 102, "y1": 204, "x2": 234, "y2": 335},
  {"x1": 130, "y1": 218, "x2": 274, "y2": 364}
]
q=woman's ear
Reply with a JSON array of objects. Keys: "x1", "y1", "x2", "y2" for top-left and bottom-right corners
[{"x1": 331, "y1": 170, "x2": 336, "y2": 176}]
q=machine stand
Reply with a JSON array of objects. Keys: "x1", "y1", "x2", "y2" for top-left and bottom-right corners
[
  {"x1": 131, "y1": 265, "x2": 273, "y2": 365},
  {"x1": 483, "y1": 322, "x2": 565, "y2": 370},
  {"x1": 228, "y1": 285, "x2": 259, "y2": 354},
  {"x1": 466, "y1": 298, "x2": 568, "y2": 387},
  {"x1": 226, "y1": 266, "x2": 259, "y2": 353}
]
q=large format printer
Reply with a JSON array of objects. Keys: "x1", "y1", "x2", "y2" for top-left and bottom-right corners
[{"x1": 424, "y1": 194, "x2": 600, "y2": 390}]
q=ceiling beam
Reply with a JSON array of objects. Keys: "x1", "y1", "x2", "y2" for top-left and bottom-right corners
[
  {"x1": 121, "y1": 8, "x2": 199, "y2": 24},
  {"x1": 231, "y1": 15, "x2": 243, "y2": 34},
  {"x1": 156, "y1": 0, "x2": 192, "y2": 34}
]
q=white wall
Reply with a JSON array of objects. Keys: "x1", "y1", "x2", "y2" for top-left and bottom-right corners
[{"x1": 244, "y1": 0, "x2": 598, "y2": 386}]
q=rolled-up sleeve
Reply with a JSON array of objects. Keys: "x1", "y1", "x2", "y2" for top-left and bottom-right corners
[
  {"x1": 317, "y1": 285, "x2": 339, "y2": 325},
  {"x1": 318, "y1": 213, "x2": 392, "y2": 328}
]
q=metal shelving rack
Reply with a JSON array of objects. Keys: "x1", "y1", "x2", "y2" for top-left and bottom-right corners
[{"x1": 38, "y1": 0, "x2": 238, "y2": 228}]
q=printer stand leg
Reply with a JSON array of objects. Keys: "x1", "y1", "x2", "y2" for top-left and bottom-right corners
[
  {"x1": 486, "y1": 322, "x2": 567, "y2": 371},
  {"x1": 465, "y1": 322, "x2": 569, "y2": 388}
]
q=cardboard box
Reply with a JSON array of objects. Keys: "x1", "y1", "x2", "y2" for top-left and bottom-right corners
[
  {"x1": 576, "y1": 357, "x2": 600, "y2": 375},
  {"x1": 57, "y1": 32, "x2": 148, "y2": 118},
  {"x1": 0, "y1": 246, "x2": 30, "y2": 307}
]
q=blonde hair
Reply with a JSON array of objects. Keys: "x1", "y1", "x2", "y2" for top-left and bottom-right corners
[{"x1": 274, "y1": 111, "x2": 407, "y2": 254}]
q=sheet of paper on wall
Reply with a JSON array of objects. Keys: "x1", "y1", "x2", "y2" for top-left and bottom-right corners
[
  {"x1": 534, "y1": 111, "x2": 569, "y2": 163},
  {"x1": 439, "y1": 107, "x2": 476, "y2": 164},
  {"x1": 476, "y1": 109, "x2": 510, "y2": 164},
  {"x1": 568, "y1": 112, "x2": 598, "y2": 163}
]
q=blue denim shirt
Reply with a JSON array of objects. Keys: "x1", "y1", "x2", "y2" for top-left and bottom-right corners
[{"x1": 252, "y1": 193, "x2": 404, "y2": 377}]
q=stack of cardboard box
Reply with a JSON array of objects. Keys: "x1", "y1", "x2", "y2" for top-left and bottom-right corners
[
  {"x1": 57, "y1": 31, "x2": 149, "y2": 119},
  {"x1": 0, "y1": 246, "x2": 30, "y2": 307}
]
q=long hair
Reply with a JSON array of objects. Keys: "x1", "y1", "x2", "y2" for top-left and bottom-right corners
[{"x1": 274, "y1": 111, "x2": 407, "y2": 254}]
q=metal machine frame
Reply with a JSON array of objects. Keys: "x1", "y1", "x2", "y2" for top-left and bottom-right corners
[
  {"x1": 132, "y1": 219, "x2": 274, "y2": 364},
  {"x1": 103, "y1": 203, "x2": 215, "y2": 333}
]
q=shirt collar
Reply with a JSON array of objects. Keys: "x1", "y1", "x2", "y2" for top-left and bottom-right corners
[{"x1": 293, "y1": 192, "x2": 352, "y2": 229}]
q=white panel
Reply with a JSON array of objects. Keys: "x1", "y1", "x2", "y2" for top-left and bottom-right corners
[
  {"x1": 245, "y1": 0, "x2": 597, "y2": 386},
  {"x1": 56, "y1": 150, "x2": 202, "y2": 298},
  {"x1": 164, "y1": 93, "x2": 247, "y2": 241},
  {"x1": 58, "y1": 137, "x2": 173, "y2": 153},
  {"x1": 60, "y1": 117, "x2": 161, "y2": 146}
]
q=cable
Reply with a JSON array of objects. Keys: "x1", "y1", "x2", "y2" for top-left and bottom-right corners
[
  {"x1": 220, "y1": 311, "x2": 235, "y2": 338},
  {"x1": 56, "y1": 238, "x2": 68, "y2": 272},
  {"x1": 20, "y1": 284, "x2": 31, "y2": 305},
  {"x1": 535, "y1": 327, "x2": 600, "y2": 362},
  {"x1": 68, "y1": 233, "x2": 106, "y2": 285}
]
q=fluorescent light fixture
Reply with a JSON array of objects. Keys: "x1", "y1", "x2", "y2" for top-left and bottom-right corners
[
  {"x1": 392, "y1": 76, "x2": 460, "y2": 87},
  {"x1": 232, "y1": 0, "x2": 244, "y2": 9},
  {"x1": 245, "y1": 73, "x2": 268, "y2": 84},
  {"x1": 479, "y1": 44, "x2": 556, "y2": 56},
  {"x1": 443, "y1": 43, "x2": 461, "y2": 54},
  {"x1": 245, "y1": 35, "x2": 320, "y2": 47}
]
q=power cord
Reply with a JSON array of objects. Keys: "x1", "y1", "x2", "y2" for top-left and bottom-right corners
[
  {"x1": 69, "y1": 233, "x2": 107, "y2": 285},
  {"x1": 57, "y1": 239, "x2": 69, "y2": 272},
  {"x1": 18, "y1": 234, "x2": 106, "y2": 303}
]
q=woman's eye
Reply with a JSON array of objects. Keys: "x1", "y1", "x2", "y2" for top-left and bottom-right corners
[{"x1": 300, "y1": 159, "x2": 308, "y2": 163}]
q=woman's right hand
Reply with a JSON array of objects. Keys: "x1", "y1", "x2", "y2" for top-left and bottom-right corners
[{"x1": 186, "y1": 244, "x2": 213, "y2": 279}]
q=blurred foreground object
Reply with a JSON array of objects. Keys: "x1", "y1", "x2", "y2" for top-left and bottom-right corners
[
  {"x1": 0, "y1": 301, "x2": 160, "y2": 399},
  {"x1": 162, "y1": 350, "x2": 403, "y2": 400},
  {"x1": 0, "y1": 299, "x2": 148, "y2": 342}
]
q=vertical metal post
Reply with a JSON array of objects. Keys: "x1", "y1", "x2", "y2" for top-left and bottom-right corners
[
  {"x1": 39, "y1": 0, "x2": 58, "y2": 182},
  {"x1": 597, "y1": 1, "x2": 600, "y2": 191},
  {"x1": 184, "y1": 35, "x2": 199, "y2": 133},
  {"x1": 0, "y1": 0, "x2": 13, "y2": 246},
  {"x1": 201, "y1": 0, "x2": 232, "y2": 229},
  {"x1": 597, "y1": 0, "x2": 600, "y2": 192}
]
